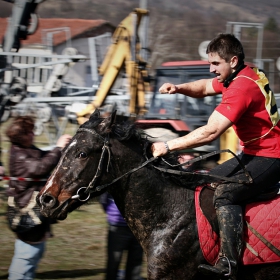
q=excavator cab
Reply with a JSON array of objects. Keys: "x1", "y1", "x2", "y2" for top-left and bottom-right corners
[
  {"x1": 140, "y1": 62, "x2": 217, "y2": 143},
  {"x1": 147, "y1": 64, "x2": 216, "y2": 129}
]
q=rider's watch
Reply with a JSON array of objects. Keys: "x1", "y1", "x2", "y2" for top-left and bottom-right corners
[{"x1": 164, "y1": 142, "x2": 170, "y2": 153}]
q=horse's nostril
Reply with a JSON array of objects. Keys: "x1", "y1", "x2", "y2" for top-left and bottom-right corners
[{"x1": 41, "y1": 194, "x2": 57, "y2": 208}]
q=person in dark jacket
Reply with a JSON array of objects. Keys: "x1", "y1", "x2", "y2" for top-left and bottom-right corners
[
  {"x1": 6, "y1": 116, "x2": 71, "y2": 280},
  {"x1": 100, "y1": 193, "x2": 143, "y2": 280}
]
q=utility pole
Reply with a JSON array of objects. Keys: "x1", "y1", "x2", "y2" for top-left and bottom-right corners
[
  {"x1": 226, "y1": 22, "x2": 263, "y2": 67},
  {"x1": 139, "y1": 0, "x2": 149, "y2": 61},
  {"x1": 226, "y1": 21, "x2": 278, "y2": 91}
]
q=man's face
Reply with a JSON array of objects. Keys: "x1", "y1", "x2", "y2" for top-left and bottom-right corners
[{"x1": 208, "y1": 52, "x2": 235, "y2": 83}]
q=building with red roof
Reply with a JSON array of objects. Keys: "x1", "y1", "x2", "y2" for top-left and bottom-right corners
[{"x1": 0, "y1": 17, "x2": 115, "y2": 88}]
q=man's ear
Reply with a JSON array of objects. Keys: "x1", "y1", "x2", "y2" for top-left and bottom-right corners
[{"x1": 230, "y1": 56, "x2": 238, "y2": 68}]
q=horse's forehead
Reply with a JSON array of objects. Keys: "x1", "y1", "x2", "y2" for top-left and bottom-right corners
[
  {"x1": 66, "y1": 131, "x2": 103, "y2": 151},
  {"x1": 74, "y1": 131, "x2": 100, "y2": 143},
  {"x1": 60, "y1": 139, "x2": 78, "y2": 159}
]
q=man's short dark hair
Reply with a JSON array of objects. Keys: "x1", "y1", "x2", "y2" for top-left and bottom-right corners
[{"x1": 206, "y1": 33, "x2": 245, "y2": 63}]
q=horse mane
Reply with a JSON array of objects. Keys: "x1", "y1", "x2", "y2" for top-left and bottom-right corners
[
  {"x1": 111, "y1": 121, "x2": 178, "y2": 162},
  {"x1": 112, "y1": 121, "x2": 144, "y2": 142},
  {"x1": 111, "y1": 121, "x2": 207, "y2": 189}
]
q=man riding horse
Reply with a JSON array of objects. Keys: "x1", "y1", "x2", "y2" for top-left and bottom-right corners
[{"x1": 151, "y1": 33, "x2": 280, "y2": 279}]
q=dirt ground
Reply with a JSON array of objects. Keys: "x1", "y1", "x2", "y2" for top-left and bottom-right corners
[{"x1": 0, "y1": 187, "x2": 147, "y2": 280}]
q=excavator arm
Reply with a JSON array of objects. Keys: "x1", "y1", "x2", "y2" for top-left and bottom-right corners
[{"x1": 77, "y1": 8, "x2": 150, "y2": 124}]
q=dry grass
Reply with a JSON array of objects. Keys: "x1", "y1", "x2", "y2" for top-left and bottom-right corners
[
  {"x1": 0, "y1": 196, "x2": 109, "y2": 280},
  {"x1": 0, "y1": 118, "x2": 147, "y2": 280}
]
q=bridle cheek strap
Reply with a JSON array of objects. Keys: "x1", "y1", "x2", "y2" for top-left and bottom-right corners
[
  {"x1": 71, "y1": 128, "x2": 111, "y2": 201},
  {"x1": 85, "y1": 137, "x2": 111, "y2": 193}
]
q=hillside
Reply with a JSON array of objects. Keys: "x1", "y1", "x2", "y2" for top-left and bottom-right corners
[
  {"x1": 37, "y1": 0, "x2": 280, "y2": 26},
  {"x1": 1, "y1": 0, "x2": 280, "y2": 90},
  {"x1": 1, "y1": 0, "x2": 280, "y2": 26}
]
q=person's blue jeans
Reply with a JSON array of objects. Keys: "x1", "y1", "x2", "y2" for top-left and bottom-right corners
[{"x1": 8, "y1": 239, "x2": 45, "y2": 280}]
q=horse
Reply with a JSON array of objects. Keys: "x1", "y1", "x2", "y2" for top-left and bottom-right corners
[{"x1": 37, "y1": 110, "x2": 280, "y2": 280}]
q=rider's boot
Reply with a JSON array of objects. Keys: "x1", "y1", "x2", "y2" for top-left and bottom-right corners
[{"x1": 198, "y1": 205, "x2": 243, "y2": 279}]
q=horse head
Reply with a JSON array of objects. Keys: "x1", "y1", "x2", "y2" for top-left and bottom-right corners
[{"x1": 36, "y1": 109, "x2": 118, "y2": 220}]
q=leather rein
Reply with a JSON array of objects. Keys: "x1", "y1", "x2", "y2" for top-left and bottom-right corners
[{"x1": 71, "y1": 127, "x2": 253, "y2": 202}]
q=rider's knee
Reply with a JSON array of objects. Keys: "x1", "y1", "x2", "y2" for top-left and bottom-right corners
[{"x1": 213, "y1": 184, "x2": 234, "y2": 209}]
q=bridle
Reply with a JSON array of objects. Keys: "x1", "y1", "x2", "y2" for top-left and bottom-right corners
[
  {"x1": 71, "y1": 128, "x2": 253, "y2": 202},
  {"x1": 71, "y1": 127, "x2": 158, "y2": 201}
]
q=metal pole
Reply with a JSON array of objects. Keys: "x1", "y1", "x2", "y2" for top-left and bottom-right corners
[
  {"x1": 226, "y1": 22, "x2": 263, "y2": 66},
  {"x1": 139, "y1": 0, "x2": 149, "y2": 61},
  {"x1": 256, "y1": 25, "x2": 263, "y2": 62}
]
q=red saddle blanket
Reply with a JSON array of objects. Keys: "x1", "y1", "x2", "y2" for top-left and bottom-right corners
[{"x1": 195, "y1": 186, "x2": 280, "y2": 265}]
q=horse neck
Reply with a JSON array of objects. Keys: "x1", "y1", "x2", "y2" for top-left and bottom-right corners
[
  {"x1": 109, "y1": 137, "x2": 145, "y2": 175},
  {"x1": 107, "y1": 138, "x2": 196, "y2": 249}
]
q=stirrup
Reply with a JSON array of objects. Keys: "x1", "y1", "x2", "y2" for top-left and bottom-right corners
[{"x1": 215, "y1": 254, "x2": 232, "y2": 277}]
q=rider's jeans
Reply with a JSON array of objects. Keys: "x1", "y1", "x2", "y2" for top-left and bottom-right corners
[{"x1": 8, "y1": 239, "x2": 45, "y2": 280}]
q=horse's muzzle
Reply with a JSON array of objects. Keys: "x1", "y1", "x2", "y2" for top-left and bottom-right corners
[{"x1": 36, "y1": 193, "x2": 68, "y2": 220}]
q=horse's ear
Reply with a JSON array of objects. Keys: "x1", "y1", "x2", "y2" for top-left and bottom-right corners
[
  {"x1": 99, "y1": 110, "x2": 117, "y2": 132},
  {"x1": 89, "y1": 109, "x2": 100, "y2": 120},
  {"x1": 109, "y1": 110, "x2": 117, "y2": 126}
]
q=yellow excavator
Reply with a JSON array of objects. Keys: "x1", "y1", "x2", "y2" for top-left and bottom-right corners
[{"x1": 76, "y1": 8, "x2": 150, "y2": 124}]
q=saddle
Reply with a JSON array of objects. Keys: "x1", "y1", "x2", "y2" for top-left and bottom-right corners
[{"x1": 195, "y1": 185, "x2": 280, "y2": 265}]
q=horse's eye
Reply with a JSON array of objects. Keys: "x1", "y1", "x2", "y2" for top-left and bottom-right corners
[{"x1": 78, "y1": 152, "x2": 87, "y2": 159}]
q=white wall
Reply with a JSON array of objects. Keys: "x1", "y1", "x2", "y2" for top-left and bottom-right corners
[{"x1": 54, "y1": 37, "x2": 90, "y2": 87}]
